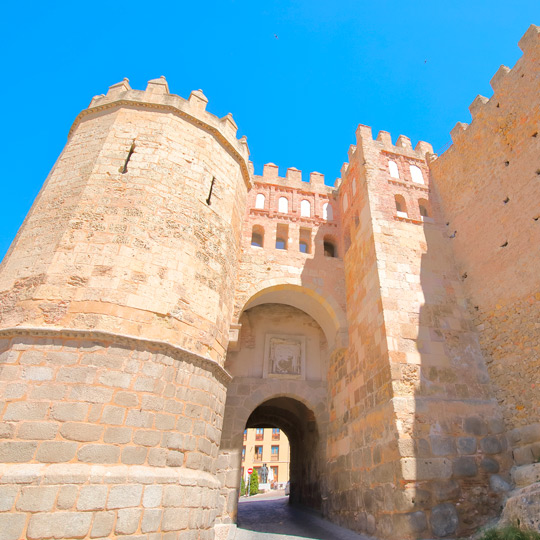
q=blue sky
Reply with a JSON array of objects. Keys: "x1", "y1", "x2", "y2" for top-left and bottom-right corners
[{"x1": 0, "y1": 1, "x2": 538, "y2": 260}]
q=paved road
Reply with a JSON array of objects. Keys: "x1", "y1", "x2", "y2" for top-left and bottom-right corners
[{"x1": 236, "y1": 495, "x2": 372, "y2": 540}]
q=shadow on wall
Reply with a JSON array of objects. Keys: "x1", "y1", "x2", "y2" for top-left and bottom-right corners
[{"x1": 407, "y1": 211, "x2": 511, "y2": 537}]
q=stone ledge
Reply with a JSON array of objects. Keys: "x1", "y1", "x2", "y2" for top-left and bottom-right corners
[
  {"x1": 0, "y1": 463, "x2": 221, "y2": 489},
  {"x1": 0, "y1": 327, "x2": 232, "y2": 386}
]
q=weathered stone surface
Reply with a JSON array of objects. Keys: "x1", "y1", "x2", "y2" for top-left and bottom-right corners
[{"x1": 430, "y1": 503, "x2": 459, "y2": 537}]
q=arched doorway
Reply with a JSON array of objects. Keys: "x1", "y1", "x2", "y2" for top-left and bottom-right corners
[
  {"x1": 215, "y1": 299, "x2": 336, "y2": 532},
  {"x1": 245, "y1": 397, "x2": 321, "y2": 508}
]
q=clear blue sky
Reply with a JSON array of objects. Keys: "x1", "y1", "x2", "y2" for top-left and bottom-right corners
[{"x1": 0, "y1": 1, "x2": 538, "y2": 260}]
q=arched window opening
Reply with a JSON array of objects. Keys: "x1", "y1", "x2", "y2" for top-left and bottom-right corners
[
  {"x1": 323, "y1": 236, "x2": 337, "y2": 258},
  {"x1": 255, "y1": 193, "x2": 265, "y2": 209},
  {"x1": 352, "y1": 178, "x2": 357, "y2": 196},
  {"x1": 276, "y1": 223, "x2": 288, "y2": 250},
  {"x1": 251, "y1": 225, "x2": 264, "y2": 247},
  {"x1": 418, "y1": 198, "x2": 432, "y2": 221},
  {"x1": 410, "y1": 165, "x2": 424, "y2": 184},
  {"x1": 322, "y1": 202, "x2": 333, "y2": 221},
  {"x1": 300, "y1": 199, "x2": 311, "y2": 217},
  {"x1": 276, "y1": 238, "x2": 286, "y2": 250},
  {"x1": 278, "y1": 197, "x2": 289, "y2": 213},
  {"x1": 389, "y1": 160, "x2": 400, "y2": 179},
  {"x1": 395, "y1": 195, "x2": 408, "y2": 218},
  {"x1": 299, "y1": 227, "x2": 311, "y2": 254}
]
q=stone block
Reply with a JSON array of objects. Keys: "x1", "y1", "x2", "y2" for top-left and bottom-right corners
[
  {"x1": 162, "y1": 508, "x2": 189, "y2": 531},
  {"x1": 163, "y1": 485, "x2": 185, "y2": 507},
  {"x1": 51, "y1": 402, "x2": 89, "y2": 421},
  {"x1": 36, "y1": 441, "x2": 78, "y2": 463},
  {"x1": 431, "y1": 437, "x2": 456, "y2": 456},
  {"x1": 77, "y1": 484, "x2": 108, "y2": 510},
  {"x1": 122, "y1": 446, "x2": 148, "y2": 464},
  {"x1": 480, "y1": 457, "x2": 500, "y2": 473},
  {"x1": 60, "y1": 422, "x2": 103, "y2": 442},
  {"x1": 430, "y1": 503, "x2": 458, "y2": 537},
  {"x1": 27, "y1": 512, "x2": 92, "y2": 539},
  {"x1": 77, "y1": 444, "x2": 120, "y2": 463},
  {"x1": 512, "y1": 462, "x2": 540, "y2": 487},
  {"x1": 114, "y1": 391, "x2": 139, "y2": 407},
  {"x1": 16, "y1": 485, "x2": 58, "y2": 512},
  {"x1": 0, "y1": 423, "x2": 15, "y2": 439},
  {"x1": 143, "y1": 485, "x2": 163, "y2": 508},
  {"x1": 4, "y1": 402, "x2": 48, "y2": 421},
  {"x1": 57, "y1": 484, "x2": 79, "y2": 509},
  {"x1": 90, "y1": 511, "x2": 115, "y2": 538},
  {"x1": 142, "y1": 508, "x2": 163, "y2": 533},
  {"x1": 452, "y1": 456, "x2": 477, "y2": 477},
  {"x1": 107, "y1": 484, "x2": 143, "y2": 509},
  {"x1": 166, "y1": 450, "x2": 184, "y2": 467},
  {"x1": 401, "y1": 458, "x2": 451, "y2": 481},
  {"x1": 0, "y1": 513, "x2": 27, "y2": 540},
  {"x1": 133, "y1": 429, "x2": 162, "y2": 447},
  {"x1": 0, "y1": 485, "x2": 18, "y2": 511},
  {"x1": 480, "y1": 435, "x2": 503, "y2": 454},
  {"x1": 104, "y1": 426, "x2": 132, "y2": 444},
  {"x1": 456, "y1": 437, "x2": 477, "y2": 455},
  {"x1": 101, "y1": 405, "x2": 125, "y2": 425},
  {"x1": 0, "y1": 441, "x2": 37, "y2": 462},
  {"x1": 17, "y1": 421, "x2": 58, "y2": 440},
  {"x1": 489, "y1": 474, "x2": 511, "y2": 492},
  {"x1": 116, "y1": 508, "x2": 142, "y2": 535},
  {"x1": 464, "y1": 417, "x2": 488, "y2": 436},
  {"x1": 393, "y1": 511, "x2": 427, "y2": 535}
]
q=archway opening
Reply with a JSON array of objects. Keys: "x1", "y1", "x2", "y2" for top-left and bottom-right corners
[{"x1": 242, "y1": 397, "x2": 321, "y2": 510}]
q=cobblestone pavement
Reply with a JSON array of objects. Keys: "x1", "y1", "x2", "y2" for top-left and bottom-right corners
[{"x1": 236, "y1": 495, "x2": 372, "y2": 540}]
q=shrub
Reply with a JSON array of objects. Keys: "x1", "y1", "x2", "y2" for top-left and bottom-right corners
[
  {"x1": 249, "y1": 470, "x2": 259, "y2": 495},
  {"x1": 240, "y1": 476, "x2": 246, "y2": 496},
  {"x1": 477, "y1": 525, "x2": 540, "y2": 540}
]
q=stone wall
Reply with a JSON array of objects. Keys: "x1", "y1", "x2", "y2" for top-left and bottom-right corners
[
  {"x1": 328, "y1": 126, "x2": 510, "y2": 538},
  {"x1": 429, "y1": 24, "x2": 540, "y2": 452},
  {"x1": 0, "y1": 333, "x2": 228, "y2": 538},
  {"x1": 0, "y1": 78, "x2": 250, "y2": 364}
]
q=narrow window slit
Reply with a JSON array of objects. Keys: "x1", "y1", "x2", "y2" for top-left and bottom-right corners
[
  {"x1": 206, "y1": 176, "x2": 216, "y2": 205},
  {"x1": 121, "y1": 141, "x2": 136, "y2": 174}
]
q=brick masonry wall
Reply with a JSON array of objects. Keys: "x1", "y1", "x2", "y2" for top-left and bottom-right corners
[
  {"x1": 0, "y1": 334, "x2": 227, "y2": 538},
  {"x1": 429, "y1": 25, "x2": 540, "y2": 454}
]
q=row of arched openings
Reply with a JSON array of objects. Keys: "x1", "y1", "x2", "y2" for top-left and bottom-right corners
[
  {"x1": 255, "y1": 194, "x2": 334, "y2": 221},
  {"x1": 395, "y1": 196, "x2": 431, "y2": 219},
  {"x1": 251, "y1": 225, "x2": 338, "y2": 257},
  {"x1": 388, "y1": 160, "x2": 425, "y2": 184}
]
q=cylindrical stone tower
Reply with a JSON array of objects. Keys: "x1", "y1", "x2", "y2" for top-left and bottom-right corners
[{"x1": 0, "y1": 77, "x2": 250, "y2": 539}]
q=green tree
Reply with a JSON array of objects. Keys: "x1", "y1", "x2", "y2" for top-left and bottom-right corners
[
  {"x1": 240, "y1": 476, "x2": 246, "y2": 496},
  {"x1": 249, "y1": 470, "x2": 259, "y2": 495}
]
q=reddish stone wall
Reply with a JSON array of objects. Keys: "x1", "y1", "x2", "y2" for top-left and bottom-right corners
[{"x1": 429, "y1": 25, "x2": 540, "y2": 453}]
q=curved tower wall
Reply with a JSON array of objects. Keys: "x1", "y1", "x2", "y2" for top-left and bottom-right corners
[{"x1": 0, "y1": 78, "x2": 250, "y2": 539}]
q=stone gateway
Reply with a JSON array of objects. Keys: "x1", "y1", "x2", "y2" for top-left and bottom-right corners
[{"x1": 0, "y1": 24, "x2": 538, "y2": 540}]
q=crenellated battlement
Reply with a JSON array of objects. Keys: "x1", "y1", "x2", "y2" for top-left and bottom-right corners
[
  {"x1": 71, "y1": 76, "x2": 252, "y2": 188},
  {"x1": 353, "y1": 124, "x2": 434, "y2": 159},
  {"x1": 251, "y1": 162, "x2": 335, "y2": 195},
  {"x1": 448, "y1": 24, "x2": 539, "y2": 144}
]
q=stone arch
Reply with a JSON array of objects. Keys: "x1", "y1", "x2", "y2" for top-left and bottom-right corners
[
  {"x1": 216, "y1": 379, "x2": 328, "y2": 526},
  {"x1": 233, "y1": 279, "x2": 348, "y2": 348}
]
